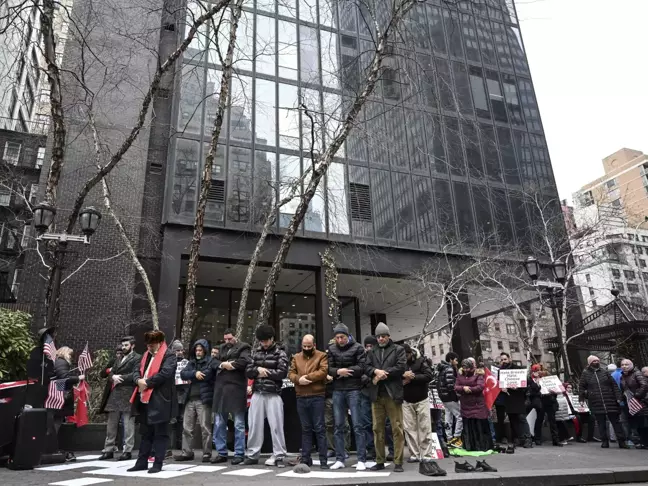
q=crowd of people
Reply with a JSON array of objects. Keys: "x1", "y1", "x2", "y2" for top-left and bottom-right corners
[{"x1": 46, "y1": 324, "x2": 648, "y2": 475}]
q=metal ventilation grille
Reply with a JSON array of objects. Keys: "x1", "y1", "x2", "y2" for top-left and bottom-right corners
[
  {"x1": 207, "y1": 179, "x2": 225, "y2": 202},
  {"x1": 350, "y1": 182, "x2": 372, "y2": 222}
]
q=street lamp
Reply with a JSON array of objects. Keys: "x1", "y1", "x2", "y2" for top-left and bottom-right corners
[
  {"x1": 33, "y1": 202, "x2": 102, "y2": 326},
  {"x1": 551, "y1": 259, "x2": 567, "y2": 284},
  {"x1": 523, "y1": 256, "x2": 540, "y2": 282}
]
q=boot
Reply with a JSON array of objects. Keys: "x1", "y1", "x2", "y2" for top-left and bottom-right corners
[
  {"x1": 419, "y1": 461, "x2": 447, "y2": 477},
  {"x1": 522, "y1": 438, "x2": 533, "y2": 449},
  {"x1": 475, "y1": 460, "x2": 497, "y2": 472},
  {"x1": 601, "y1": 440, "x2": 610, "y2": 449},
  {"x1": 98, "y1": 452, "x2": 114, "y2": 460},
  {"x1": 127, "y1": 460, "x2": 148, "y2": 472},
  {"x1": 505, "y1": 443, "x2": 515, "y2": 454},
  {"x1": 454, "y1": 461, "x2": 476, "y2": 473},
  {"x1": 148, "y1": 462, "x2": 163, "y2": 474}
]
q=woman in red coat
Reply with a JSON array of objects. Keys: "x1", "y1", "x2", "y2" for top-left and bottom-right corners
[{"x1": 455, "y1": 359, "x2": 493, "y2": 451}]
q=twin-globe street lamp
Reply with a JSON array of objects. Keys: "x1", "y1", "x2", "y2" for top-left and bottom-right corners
[
  {"x1": 522, "y1": 256, "x2": 570, "y2": 380},
  {"x1": 32, "y1": 203, "x2": 102, "y2": 326}
]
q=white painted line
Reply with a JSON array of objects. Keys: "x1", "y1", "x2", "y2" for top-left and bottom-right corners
[
  {"x1": 50, "y1": 479, "x2": 113, "y2": 486},
  {"x1": 278, "y1": 471, "x2": 392, "y2": 479},
  {"x1": 75, "y1": 455, "x2": 103, "y2": 461},
  {"x1": 84, "y1": 467, "x2": 193, "y2": 479},
  {"x1": 184, "y1": 465, "x2": 228, "y2": 473},
  {"x1": 223, "y1": 468, "x2": 273, "y2": 477},
  {"x1": 37, "y1": 461, "x2": 109, "y2": 472}
]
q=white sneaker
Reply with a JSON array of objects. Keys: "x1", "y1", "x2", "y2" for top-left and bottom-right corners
[
  {"x1": 264, "y1": 455, "x2": 276, "y2": 466},
  {"x1": 331, "y1": 461, "x2": 345, "y2": 470},
  {"x1": 356, "y1": 462, "x2": 366, "y2": 471}
]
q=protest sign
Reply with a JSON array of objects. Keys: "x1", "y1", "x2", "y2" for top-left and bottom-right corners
[
  {"x1": 498, "y1": 369, "x2": 527, "y2": 388},
  {"x1": 539, "y1": 375, "x2": 565, "y2": 395},
  {"x1": 429, "y1": 389, "x2": 445, "y2": 409},
  {"x1": 430, "y1": 432, "x2": 444, "y2": 459},
  {"x1": 567, "y1": 393, "x2": 590, "y2": 413}
]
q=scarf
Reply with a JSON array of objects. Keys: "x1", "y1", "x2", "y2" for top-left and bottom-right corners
[{"x1": 130, "y1": 342, "x2": 167, "y2": 405}]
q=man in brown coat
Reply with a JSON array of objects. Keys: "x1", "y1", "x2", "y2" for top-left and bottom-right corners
[{"x1": 288, "y1": 334, "x2": 329, "y2": 469}]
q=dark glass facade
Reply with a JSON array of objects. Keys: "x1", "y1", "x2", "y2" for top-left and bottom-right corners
[{"x1": 167, "y1": 0, "x2": 559, "y2": 250}]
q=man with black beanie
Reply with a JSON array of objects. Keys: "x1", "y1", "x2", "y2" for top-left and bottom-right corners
[{"x1": 360, "y1": 336, "x2": 377, "y2": 460}]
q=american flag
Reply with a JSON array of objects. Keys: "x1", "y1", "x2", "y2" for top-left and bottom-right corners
[
  {"x1": 78, "y1": 342, "x2": 93, "y2": 373},
  {"x1": 626, "y1": 391, "x2": 645, "y2": 416},
  {"x1": 43, "y1": 333, "x2": 57, "y2": 361},
  {"x1": 44, "y1": 379, "x2": 66, "y2": 409}
]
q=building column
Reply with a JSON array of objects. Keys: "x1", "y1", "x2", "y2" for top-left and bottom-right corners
[
  {"x1": 157, "y1": 241, "x2": 182, "y2": 342},
  {"x1": 315, "y1": 267, "x2": 332, "y2": 350},
  {"x1": 447, "y1": 289, "x2": 479, "y2": 361}
]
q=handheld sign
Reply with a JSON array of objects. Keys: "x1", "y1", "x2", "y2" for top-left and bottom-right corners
[
  {"x1": 498, "y1": 369, "x2": 527, "y2": 389},
  {"x1": 539, "y1": 375, "x2": 565, "y2": 395},
  {"x1": 567, "y1": 393, "x2": 589, "y2": 413}
]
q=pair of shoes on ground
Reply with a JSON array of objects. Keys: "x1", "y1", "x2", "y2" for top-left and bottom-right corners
[
  {"x1": 365, "y1": 463, "x2": 403, "y2": 473},
  {"x1": 287, "y1": 456, "x2": 329, "y2": 469},
  {"x1": 127, "y1": 462, "x2": 163, "y2": 474},
  {"x1": 98, "y1": 452, "x2": 132, "y2": 461},
  {"x1": 330, "y1": 461, "x2": 368, "y2": 471},
  {"x1": 494, "y1": 442, "x2": 514, "y2": 454},
  {"x1": 210, "y1": 454, "x2": 244, "y2": 465},
  {"x1": 448, "y1": 437, "x2": 463, "y2": 448},
  {"x1": 419, "y1": 460, "x2": 446, "y2": 477},
  {"x1": 455, "y1": 460, "x2": 497, "y2": 473}
]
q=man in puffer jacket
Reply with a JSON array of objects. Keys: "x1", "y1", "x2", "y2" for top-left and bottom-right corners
[
  {"x1": 437, "y1": 352, "x2": 462, "y2": 447},
  {"x1": 579, "y1": 355, "x2": 627, "y2": 448},
  {"x1": 244, "y1": 325, "x2": 289, "y2": 467},
  {"x1": 175, "y1": 339, "x2": 213, "y2": 462}
]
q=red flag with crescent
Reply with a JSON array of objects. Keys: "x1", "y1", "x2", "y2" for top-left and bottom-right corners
[{"x1": 483, "y1": 367, "x2": 500, "y2": 410}]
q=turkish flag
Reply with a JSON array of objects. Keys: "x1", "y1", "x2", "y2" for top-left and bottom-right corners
[
  {"x1": 73, "y1": 381, "x2": 90, "y2": 427},
  {"x1": 483, "y1": 367, "x2": 500, "y2": 410}
]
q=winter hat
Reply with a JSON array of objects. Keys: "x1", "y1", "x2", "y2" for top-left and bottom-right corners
[
  {"x1": 171, "y1": 340, "x2": 184, "y2": 352},
  {"x1": 375, "y1": 322, "x2": 390, "y2": 336},
  {"x1": 607, "y1": 363, "x2": 617, "y2": 371},
  {"x1": 587, "y1": 355, "x2": 599, "y2": 366},
  {"x1": 255, "y1": 324, "x2": 275, "y2": 341},
  {"x1": 531, "y1": 364, "x2": 542, "y2": 373},
  {"x1": 333, "y1": 323, "x2": 350, "y2": 337},
  {"x1": 364, "y1": 336, "x2": 378, "y2": 346}
]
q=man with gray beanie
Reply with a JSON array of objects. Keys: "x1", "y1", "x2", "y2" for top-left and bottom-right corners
[
  {"x1": 170, "y1": 340, "x2": 189, "y2": 452},
  {"x1": 365, "y1": 323, "x2": 406, "y2": 472},
  {"x1": 328, "y1": 323, "x2": 367, "y2": 470}
]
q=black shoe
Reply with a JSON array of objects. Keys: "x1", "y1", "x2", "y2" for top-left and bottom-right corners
[
  {"x1": 98, "y1": 452, "x2": 114, "y2": 460},
  {"x1": 165, "y1": 450, "x2": 173, "y2": 459},
  {"x1": 407, "y1": 456, "x2": 419, "y2": 463},
  {"x1": 455, "y1": 461, "x2": 476, "y2": 473},
  {"x1": 211, "y1": 455, "x2": 228, "y2": 464},
  {"x1": 522, "y1": 438, "x2": 533, "y2": 449},
  {"x1": 275, "y1": 458, "x2": 286, "y2": 468},
  {"x1": 476, "y1": 460, "x2": 497, "y2": 472},
  {"x1": 202, "y1": 454, "x2": 211, "y2": 463},
  {"x1": 394, "y1": 464, "x2": 404, "y2": 473},
  {"x1": 370, "y1": 463, "x2": 385, "y2": 471},
  {"x1": 118, "y1": 452, "x2": 132, "y2": 461},
  {"x1": 619, "y1": 442, "x2": 630, "y2": 449},
  {"x1": 243, "y1": 457, "x2": 258, "y2": 465},
  {"x1": 534, "y1": 440, "x2": 542, "y2": 446},
  {"x1": 320, "y1": 462, "x2": 330, "y2": 469},
  {"x1": 506, "y1": 445, "x2": 515, "y2": 454},
  {"x1": 386, "y1": 454, "x2": 394, "y2": 461},
  {"x1": 148, "y1": 463, "x2": 163, "y2": 474},
  {"x1": 65, "y1": 452, "x2": 77, "y2": 463},
  {"x1": 552, "y1": 441, "x2": 563, "y2": 447},
  {"x1": 576, "y1": 438, "x2": 587, "y2": 443},
  {"x1": 601, "y1": 441, "x2": 610, "y2": 449},
  {"x1": 419, "y1": 461, "x2": 447, "y2": 477},
  {"x1": 231, "y1": 457, "x2": 244, "y2": 465},
  {"x1": 173, "y1": 453, "x2": 194, "y2": 461},
  {"x1": 127, "y1": 462, "x2": 148, "y2": 472}
]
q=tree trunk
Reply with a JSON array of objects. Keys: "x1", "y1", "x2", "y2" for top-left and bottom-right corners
[{"x1": 181, "y1": 0, "x2": 243, "y2": 344}]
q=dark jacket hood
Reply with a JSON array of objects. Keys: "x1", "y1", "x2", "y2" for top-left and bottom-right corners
[{"x1": 191, "y1": 339, "x2": 210, "y2": 361}]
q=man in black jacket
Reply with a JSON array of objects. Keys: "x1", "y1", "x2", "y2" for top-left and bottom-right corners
[
  {"x1": 402, "y1": 344, "x2": 434, "y2": 463},
  {"x1": 579, "y1": 355, "x2": 627, "y2": 448},
  {"x1": 437, "y1": 352, "x2": 462, "y2": 447},
  {"x1": 175, "y1": 339, "x2": 213, "y2": 462},
  {"x1": 204, "y1": 328, "x2": 251, "y2": 465},
  {"x1": 128, "y1": 330, "x2": 177, "y2": 474},
  {"x1": 365, "y1": 323, "x2": 406, "y2": 473},
  {"x1": 98, "y1": 336, "x2": 140, "y2": 461},
  {"x1": 328, "y1": 323, "x2": 367, "y2": 470},
  {"x1": 244, "y1": 325, "x2": 288, "y2": 467},
  {"x1": 496, "y1": 352, "x2": 532, "y2": 448}
]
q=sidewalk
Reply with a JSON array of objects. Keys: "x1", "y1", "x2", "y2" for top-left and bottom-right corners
[{"x1": 2, "y1": 443, "x2": 647, "y2": 486}]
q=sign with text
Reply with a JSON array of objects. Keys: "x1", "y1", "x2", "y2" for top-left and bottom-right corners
[
  {"x1": 567, "y1": 393, "x2": 590, "y2": 413},
  {"x1": 539, "y1": 375, "x2": 566, "y2": 395},
  {"x1": 498, "y1": 369, "x2": 527, "y2": 389},
  {"x1": 430, "y1": 432, "x2": 444, "y2": 459},
  {"x1": 429, "y1": 389, "x2": 445, "y2": 409}
]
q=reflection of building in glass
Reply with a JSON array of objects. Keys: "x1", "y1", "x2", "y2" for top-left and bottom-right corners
[{"x1": 279, "y1": 313, "x2": 317, "y2": 357}]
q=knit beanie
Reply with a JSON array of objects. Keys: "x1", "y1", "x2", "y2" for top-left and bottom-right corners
[
  {"x1": 333, "y1": 323, "x2": 350, "y2": 337},
  {"x1": 364, "y1": 336, "x2": 378, "y2": 346},
  {"x1": 587, "y1": 355, "x2": 599, "y2": 366},
  {"x1": 256, "y1": 324, "x2": 275, "y2": 341},
  {"x1": 375, "y1": 322, "x2": 390, "y2": 336},
  {"x1": 171, "y1": 340, "x2": 184, "y2": 352}
]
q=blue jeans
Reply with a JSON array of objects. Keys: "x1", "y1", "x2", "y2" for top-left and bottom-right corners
[
  {"x1": 213, "y1": 411, "x2": 246, "y2": 458},
  {"x1": 359, "y1": 393, "x2": 375, "y2": 455},
  {"x1": 333, "y1": 390, "x2": 366, "y2": 462},
  {"x1": 296, "y1": 396, "x2": 327, "y2": 462}
]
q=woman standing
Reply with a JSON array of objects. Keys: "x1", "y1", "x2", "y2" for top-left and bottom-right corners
[
  {"x1": 620, "y1": 359, "x2": 648, "y2": 448},
  {"x1": 526, "y1": 365, "x2": 565, "y2": 446},
  {"x1": 454, "y1": 359, "x2": 493, "y2": 451}
]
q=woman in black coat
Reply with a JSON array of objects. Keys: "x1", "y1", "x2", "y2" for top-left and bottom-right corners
[
  {"x1": 526, "y1": 365, "x2": 562, "y2": 446},
  {"x1": 620, "y1": 359, "x2": 648, "y2": 448}
]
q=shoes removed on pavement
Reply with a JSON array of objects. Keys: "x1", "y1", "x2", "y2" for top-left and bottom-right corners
[
  {"x1": 419, "y1": 460, "x2": 447, "y2": 477},
  {"x1": 211, "y1": 455, "x2": 228, "y2": 464},
  {"x1": 455, "y1": 461, "x2": 476, "y2": 473},
  {"x1": 394, "y1": 464, "x2": 404, "y2": 473},
  {"x1": 370, "y1": 463, "x2": 385, "y2": 471},
  {"x1": 330, "y1": 461, "x2": 345, "y2": 470},
  {"x1": 98, "y1": 452, "x2": 114, "y2": 460},
  {"x1": 243, "y1": 457, "x2": 258, "y2": 465},
  {"x1": 475, "y1": 460, "x2": 497, "y2": 472},
  {"x1": 173, "y1": 453, "x2": 194, "y2": 461},
  {"x1": 356, "y1": 462, "x2": 366, "y2": 471},
  {"x1": 202, "y1": 454, "x2": 211, "y2": 463}
]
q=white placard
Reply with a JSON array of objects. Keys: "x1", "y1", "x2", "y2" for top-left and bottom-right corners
[
  {"x1": 430, "y1": 432, "x2": 444, "y2": 459},
  {"x1": 539, "y1": 375, "x2": 565, "y2": 395},
  {"x1": 567, "y1": 393, "x2": 590, "y2": 413},
  {"x1": 498, "y1": 369, "x2": 527, "y2": 389},
  {"x1": 428, "y1": 389, "x2": 445, "y2": 409}
]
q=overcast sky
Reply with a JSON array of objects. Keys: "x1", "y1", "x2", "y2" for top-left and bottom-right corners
[{"x1": 515, "y1": 0, "x2": 648, "y2": 203}]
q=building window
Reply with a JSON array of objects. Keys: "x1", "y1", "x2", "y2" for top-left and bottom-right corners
[
  {"x1": 643, "y1": 272, "x2": 648, "y2": 281},
  {"x1": 627, "y1": 283, "x2": 640, "y2": 293},
  {"x1": 624, "y1": 270, "x2": 636, "y2": 280},
  {"x1": 643, "y1": 236, "x2": 648, "y2": 243},
  {"x1": 589, "y1": 287, "x2": 595, "y2": 298},
  {"x1": 611, "y1": 199, "x2": 621, "y2": 208},
  {"x1": 3, "y1": 142, "x2": 21, "y2": 165},
  {"x1": 591, "y1": 299, "x2": 597, "y2": 308},
  {"x1": 497, "y1": 340, "x2": 503, "y2": 350},
  {"x1": 494, "y1": 323, "x2": 500, "y2": 333},
  {"x1": 23, "y1": 81, "x2": 35, "y2": 115},
  {"x1": 506, "y1": 324, "x2": 516, "y2": 334},
  {"x1": 641, "y1": 259, "x2": 647, "y2": 268},
  {"x1": 480, "y1": 340, "x2": 491, "y2": 352},
  {"x1": 349, "y1": 182, "x2": 372, "y2": 222},
  {"x1": 36, "y1": 147, "x2": 45, "y2": 168},
  {"x1": 611, "y1": 268, "x2": 621, "y2": 279},
  {"x1": 0, "y1": 187, "x2": 11, "y2": 206},
  {"x1": 207, "y1": 179, "x2": 225, "y2": 203},
  {"x1": 585, "y1": 274, "x2": 591, "y2": 282},
  {"x1": 628, "y1": 233, "x2": 636, "y2": 241},
  {"x1": 606, "y1": 179, "x2": 617, "y2": 189},
  {"x1": 580, "y1": 191, "x2": 593, "y2": 207},
  {"x1": 31, "y1": 49, "x2": 40, "y2": 85},
  {"x1": 614, "y1": 282, "x2": 625, "y2": 292},
  {"x1": 510, "y1": 341, "x2": 520, "y2": 352},
  {"x1": 431, "y1": 346, "x2": 436, "y2": 356}
]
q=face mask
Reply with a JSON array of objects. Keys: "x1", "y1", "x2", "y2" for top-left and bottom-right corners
[
  {"x1": 591, "y1": 362, "x2": 600, "y2": 369},
  {"x1": 303, "y1": 348, "x2": 314, "y2": 357}
]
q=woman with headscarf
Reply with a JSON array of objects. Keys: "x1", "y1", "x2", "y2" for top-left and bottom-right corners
[
  {"x1": 620, "y1": 359, "x2": 648, "y2": 448},
  {"x1": 454, "y1": 359, "x2": 494, "y2": 452}
]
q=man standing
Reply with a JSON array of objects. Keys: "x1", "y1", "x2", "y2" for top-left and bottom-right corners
[
  {"x1": 288, "y1": 334, "x2": 329, "y2": 468},
  {"x1": 360, "y1": 336, "x2": 377, "y2": 460},
  {"x1": 402, "y1": 344, "x2": 434, "y2": 463},
  {"x1": 175, "y1": 339, "x2": 213, "y2": 462},
  {"x1": 437, "y1": 352, "x2": 462, "y2": 447},
  {"x1": 328, "y1": 323, "x2": 367, "y2": 470},
  {"x1": 579, "y1": 355, "x2": 628, "y2": 448},
  {"x1": 244, "y1": 325, "x2": 288, "y2": 467},
  {"x1": 170, "y1": 340, "x2": 189, "y2": 452},
  {"x1": 128, "y1": 330, "x2": 177, "y2": 474},
  {"x1": 205, "y1": 328, "x2": 251, "y2": 465},
  {"x1": 365, "y1": 323, "x2": 406, "y2": 473},
  {"x1": 496, "y1": 352, "x2": 532, "y2": 449},
  {"x1": 98, "y1": 336, "x2": 140, "y2": 461}
]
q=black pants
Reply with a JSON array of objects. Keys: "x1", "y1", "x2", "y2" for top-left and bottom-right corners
[
  {"x1": 496, "y1": 405, "x2": 529, "y2": 443},
  {"x1": 169, "y1": 403, "x2": 184, "y2": 451},
  {"x1": 137, "y1": 407, "x2": 170, "y2": 466},
  {"x1": 528, "y1": 403, "x2": 558, "y2": 442},
  {"x1": 577, "y1": 413, "x2": 594, "y2": 441},
  {"x1": 594, "y1": 413, "x2": 625, "y2": 442}
]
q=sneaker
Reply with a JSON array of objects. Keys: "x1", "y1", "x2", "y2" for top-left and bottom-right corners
[
  {"x1": 173, "y1": 453, "x2": 194, "y2": 461},
  {"x1": 264, "y1": 456, "x2": 277, "y2": 466},
  {"x1": 576, "y1": 438, "x2": 587, "y2": 443},
  {"x1": 601, "y1": 441, "x2": 610, "y2": 449},
  {"x1": 231, "y1": 457, "x2": 244, "y2": 465},
  {"x1": 370, "y1": 463, "x2": 385, "y2": 471},
  {"x1": 407, "y1": 456, "x2": 419, "y2": 463},
  {"x1": 475, "y1": 460, "x2": 497, "y2": 472},
  {"x1": 275, "y1": 458, "x2": 286, "y2": 468},
  {"x1": 559, "y1": 440, "x2": 568, "y2": 446},
  {"x1": 455, "y1": 461, "x2": 475, "y2": 473},
  {"x1": 320, "y1": 463, "x2": 330, "y2": 469},
  {"x1": 202, "y1": 453, "x2": 211, "y2": 463},
  {"x1": 356, "y1": 462, "x2": 366, "y2": 471},
  {"x1": 453, "y1": 438, "x2": 463, "y2": 449},
  {"x1": 505, "y1": 444, "x2": 515, "y2": 454},
  {"x1": 211, "y1": 455, "x2": 228, "y2": 464},
  {"x1": 552, "y1": 441, "x2": 563, "y2": 447},
  {"x1": 243, "y1": 457, "x2": 259, "y2": 465},
  {"x1": 394, "y1": 464, "x2": 404, "y2": 473},
  {"x1": 419, "y1": 461, "x2": 447, "y2": 477},
  {"x1": 330, "y1": 461, "x2": 345, "y2": 470}
]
